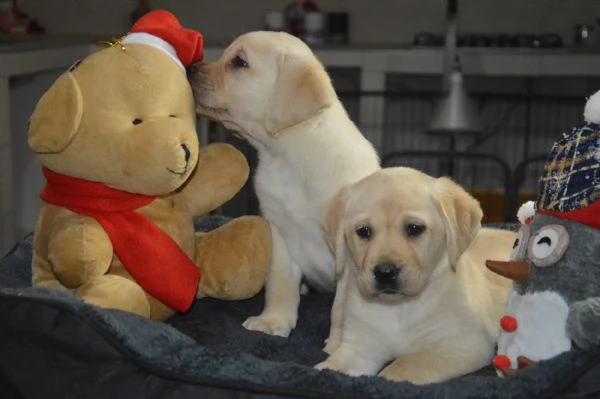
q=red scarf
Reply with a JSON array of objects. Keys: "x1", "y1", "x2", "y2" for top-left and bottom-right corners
[{"x1": 40, "y1": 168, "x2": 200, "y2": 312}]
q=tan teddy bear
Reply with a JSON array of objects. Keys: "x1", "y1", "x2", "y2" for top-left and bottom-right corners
[{"x1": 27, "y1": 10, "x2": 271, "y2": 321}]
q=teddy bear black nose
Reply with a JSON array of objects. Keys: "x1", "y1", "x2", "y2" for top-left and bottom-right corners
[{"x1": 181, "y1": 144, "x2": 191, "y2": 162}]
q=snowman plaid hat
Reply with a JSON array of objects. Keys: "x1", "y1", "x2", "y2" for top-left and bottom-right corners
[{"x1": 535, "y1": 90, "x2": 600, "y2": 229}]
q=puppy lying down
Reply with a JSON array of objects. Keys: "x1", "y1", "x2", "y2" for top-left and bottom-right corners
[{"x1": 316, "y1": 167, "x2": 515, "y2": 384}]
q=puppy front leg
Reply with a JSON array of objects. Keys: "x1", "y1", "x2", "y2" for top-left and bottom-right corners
[
  {"x1": 378, "y1": 338, "x2": 492, "y2": 384},
  {"x1": 315, "y1": 342, "x2": 384, "y2": 377},
  {"x1": 323, "y1": 268, "x2": 349, "y2": 354},
  {"x1": 243, "y1": 224, "x2": 301, "y2": 337}
]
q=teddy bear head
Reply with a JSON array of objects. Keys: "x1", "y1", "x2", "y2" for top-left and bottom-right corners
[{"x1": 28, "y1": 14, "x2": 202, "y2": 196}]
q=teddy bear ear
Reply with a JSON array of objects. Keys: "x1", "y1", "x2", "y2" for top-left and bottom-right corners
[{"x1": 28, "y1": 72, "x2": 83, "y2": 154}]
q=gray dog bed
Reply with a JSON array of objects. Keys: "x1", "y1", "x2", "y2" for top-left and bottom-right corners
[{"x1": 1, "y1": 216, "x2": 599, "y2": 399}]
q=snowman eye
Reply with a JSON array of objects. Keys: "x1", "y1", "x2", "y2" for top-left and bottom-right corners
[
  {"x1": 528, "y1": 224, "x2": 569, "y2": 268},
  {"x1": 510, "y1": 226, "x2": 529, "y2": 261},
  {"x1": 537, "y1": 236, "x2": 552, "y2": 246}
]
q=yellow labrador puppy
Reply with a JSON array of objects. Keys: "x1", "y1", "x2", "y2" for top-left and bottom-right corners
[
  {"x1": 188, "y1": 31, "x2": 380, "y2": 337},
  {"x1": 316, "y1": 167, "x2": 515, "y2": 384}
]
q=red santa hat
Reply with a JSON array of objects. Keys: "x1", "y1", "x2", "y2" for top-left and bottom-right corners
[{"x1": 121, "y1": 10, "x2": 203, "y2": 73}]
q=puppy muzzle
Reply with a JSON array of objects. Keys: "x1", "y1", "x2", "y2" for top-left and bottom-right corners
[{"x1": 373, "y1": 263, "x2": 401, "y2": 293}]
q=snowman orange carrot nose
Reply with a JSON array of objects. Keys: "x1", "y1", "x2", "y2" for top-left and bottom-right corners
[{"x1": 486, "y1": 260, "x2": 530, "y2": 283}]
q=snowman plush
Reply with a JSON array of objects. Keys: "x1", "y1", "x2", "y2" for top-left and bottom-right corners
[{"x1": 486, "y1": 90, "x2": 600, "y2": 376}]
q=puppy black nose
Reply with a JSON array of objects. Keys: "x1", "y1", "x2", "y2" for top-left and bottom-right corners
[
  {"x1": 181, "y1": 144, "x2": 191, "y2": 162},
  {"x1": 373, "y1": 263, "x2": 400, "y2": 287},
  {"x1": 186, "y1": 63, "x2": 199, "y2": 77}
]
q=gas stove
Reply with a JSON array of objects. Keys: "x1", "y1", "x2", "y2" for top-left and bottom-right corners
[{"x1": 413, "y1": 32, "x2": 564, "y2": 49}]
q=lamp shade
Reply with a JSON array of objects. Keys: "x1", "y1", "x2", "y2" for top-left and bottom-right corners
[{"x1": 428, "y1": 67, "x2": 483, "y2": 135}]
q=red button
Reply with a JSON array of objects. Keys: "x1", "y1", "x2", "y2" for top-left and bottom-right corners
[
  {"x1": 501, "y1": 315, "x2": 518, "y2": 332},
  {"x1": 493, "y1": 355, "x2": 511, "y2": 370}
]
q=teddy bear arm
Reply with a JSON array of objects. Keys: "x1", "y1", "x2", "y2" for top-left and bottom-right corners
[
  {"x1": 178, "y1": 143, "x2": 250, "y2": 215},
  {"x1": 195, "y1": 216, "x2": 271, "y2": 300},
  {"x1": 567, "y1": 297, "x2": 600, "y2": 349},
  {"x1": 48, "y1": 215, "x2": 113, "y2": 289}
]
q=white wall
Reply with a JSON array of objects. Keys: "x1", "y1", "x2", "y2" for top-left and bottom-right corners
[
  {"x1": 20, "y1": 0, "x2": 600, "y2": 46},
  {"x1": 10, "y1": 70, "x2": 64, "y2": 239}
]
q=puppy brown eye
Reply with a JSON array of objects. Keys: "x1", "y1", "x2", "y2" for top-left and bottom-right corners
[
  {"x1": 230, "y1": 55, "x2": 248, "y2": 68},
  {"x1": 406, "y1": 224, "x2": 425, "y2": 237},
  {"x1": 132, "y1": 118, "x2": 143, "y2": 125},
  {"x1": 356, "y1": 226, "x2": 372, "y2": 240}
]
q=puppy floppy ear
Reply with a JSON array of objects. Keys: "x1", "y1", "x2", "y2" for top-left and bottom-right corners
[
  {"x1": 28, "y1": 72, "x2": 83, "y2": 153},
  {"x1": 432, "y1": 177, "x2": 483, "y2": 270},
  {"x1": 325, "y1": 186, "x2": 350, "y2": 279},
  {"x1": 265, "y1": 53, "x2": 335, "y2": 136}
]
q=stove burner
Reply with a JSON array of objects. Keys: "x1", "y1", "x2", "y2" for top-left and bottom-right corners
[{"x1": 413, "y1": 32, "x2": 563, "y2": 48}]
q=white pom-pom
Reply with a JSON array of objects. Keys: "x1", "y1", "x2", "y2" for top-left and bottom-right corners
[
  {"x1": 517, "y1": 201, "x2": 536, "y2": 224},
  {"x1": 584, "y1": 90, "x2": 600, "y2": 124}
]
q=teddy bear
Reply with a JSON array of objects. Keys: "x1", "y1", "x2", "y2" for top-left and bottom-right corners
[
  {"x1": 27, "y1": 10, "x2": 272, "y2": 321},
  {"x1": 486, "y1": 89, "x2": 600, "y2": 376}
]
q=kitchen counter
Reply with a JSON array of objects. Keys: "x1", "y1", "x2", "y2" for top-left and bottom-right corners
[
  {"x1": 5, "y1": 34, "x2": 598, "y2": 72},
  {"x1": 202, "y1": 43, "x2": 600, "y2": 162},
  {"x1": 2, "y1": 34, "x2": 599, "y2": 77},
  {"x1": 210, "y1": 43, "x2": 600, "y2": 76},
  {"x1": 1, "y1": 35, "x2": 600, "y2": 255}
]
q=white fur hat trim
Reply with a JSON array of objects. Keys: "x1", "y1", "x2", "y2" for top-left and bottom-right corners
[
  {"x1": 517, "y1": 201, "x2": 536, "y2": 224},
  {"x1": 584, "y1": 89, "x2": 600, "y2": 124}
]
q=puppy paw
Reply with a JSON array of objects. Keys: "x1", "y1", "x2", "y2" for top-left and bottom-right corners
[
  {"x1": 378, "y1": 367, "x2": 403, "y2": 381},
  {"x1": 314, "y1": 358, "x2": 340, "y2": 372},
  {"x1": 242, "y1": 314, "x2": 297, "y2": 337},
  {"x1": 323, "y1": 336, "x2": 341, "y2": 355},
  {"x1": 378, "y1": 365, "x2": 425, "y2": 384},
  {"x1": 315, "y1": 359, "x2": 370, "y2": 377},
  {"x1": 300, "y1": 283, "x2": 310, "y2": 295}
]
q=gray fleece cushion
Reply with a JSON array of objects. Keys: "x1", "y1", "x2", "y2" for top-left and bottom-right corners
[{"x1": 1, "y1": 216, "x2": 600, "y2": 399}]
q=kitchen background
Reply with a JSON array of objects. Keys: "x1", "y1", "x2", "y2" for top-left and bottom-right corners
[
  {"x1": 13, "y1": 0, "x2": 600, "y2": 47},
  {"x1": 1, "y1": 0, "x2": 600, "y2": 254}
]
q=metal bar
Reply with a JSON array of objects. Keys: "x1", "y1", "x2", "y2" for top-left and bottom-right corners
[
  {"x1": 335, "y1": 90, "x2": 587, "y2": 102},
  {"x1": 0, "y1": 76, "x2": 14, "y2": 256}
]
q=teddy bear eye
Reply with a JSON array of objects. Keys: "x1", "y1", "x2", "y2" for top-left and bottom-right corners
[
  {"x1": 169, "y1": 114, "x2": 176, "y2": 118},
  {"x1": 132, "y1": 118, "x2": 143, "y2": 125}
]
